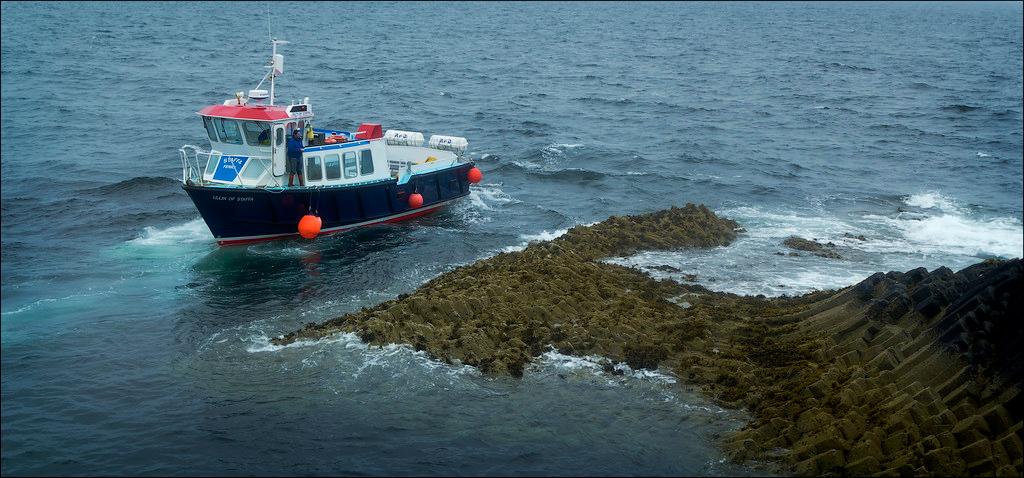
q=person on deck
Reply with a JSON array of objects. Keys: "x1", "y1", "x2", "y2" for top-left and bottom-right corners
[{"x1": 287, "y1": 129, "x2": 305, "y2": 187}]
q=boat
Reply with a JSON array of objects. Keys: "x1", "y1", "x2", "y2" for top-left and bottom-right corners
[{"x1": 178, "y1": 40, "x2": 482, "y2": 246}]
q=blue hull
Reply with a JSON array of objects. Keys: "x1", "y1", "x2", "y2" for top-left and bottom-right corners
[{"x1": 183, "y1": 163, "x2": 475, "y2": 245}]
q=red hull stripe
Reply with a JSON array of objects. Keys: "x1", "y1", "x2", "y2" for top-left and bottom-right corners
[{"x1": 215, "y1": 201, "x2": 450, "y2": 246}]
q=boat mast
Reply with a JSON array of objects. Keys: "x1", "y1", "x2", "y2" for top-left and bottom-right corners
[{"x1": 268, "y1": 39, "x2": 287, "y2": 106}]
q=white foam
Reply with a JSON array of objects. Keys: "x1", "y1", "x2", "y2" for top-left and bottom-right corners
[
  {"x1": 501, "y1": 222, "x2": 597, "y2": 253},
  {"x1": 247, "y1": 245, "x2": 311, "y2": 258},
  {"x1": 852, "y1": 192, "x2": 1023, "y2": 259},
  {"x1": 351, "y1": 342, "x2": 480, "y2": 378},
  {"x1": 501, "y1": 231, "x2": 566, "y2": 253},
  {"x1": 532, "y1": 347, "x2": 678, "y2": 385},
  {"x1": 245, "y1": 332, "x2": 356, "y2": 353},
  {"x1": 540, "y1": 143, "x2": 584, "y2": 161},
  {"x1": 127, "y1": 218, "x2": 213, "y2": 246},
  {"x1": 2, "y1": 292, "x2": 96, "y2": 316},
  {"x1": 244, "y1": 330, "x2": 480, "y2": 377},
  {"x1": 612, "y1": 194, "x2": 1022, "y2": 297},
  {"x1": 904, "y1": 191, "x2": 962, "y2": 213},
  {"x1": 520, "y1": 227, "x2": 572, "y2": 243},
  {"x1": 864, "y1": 213, "x2": 1023, "y2": 259},
  {"x1": 1, "y1": 297, "x2": 61, "y2": 316},
  {"x1": 467, "y1": 182, "x2": 518, "y2": 212},
  {"x1": 727, "y1": 196, "x2": 1022, "y2": 260},
  {"x1": 976, "y1": 152, "x2": 991, "y2": 158},
  {"x1": 607, "y1": 247, "x2": 876, "y2": 298}
]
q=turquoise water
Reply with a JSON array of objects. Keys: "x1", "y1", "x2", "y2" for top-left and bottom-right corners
[{"x1": 2, "y1": 1, "x2": 1022, "y2": 475}]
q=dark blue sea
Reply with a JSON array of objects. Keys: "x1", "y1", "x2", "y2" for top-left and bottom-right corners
[{"x1": 2, "y1": 1, "x2": 1022, "y2": 475}]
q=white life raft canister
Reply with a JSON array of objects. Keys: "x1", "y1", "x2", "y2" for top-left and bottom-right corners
[
  {"x1": 383, "y1": 129, "x2": 425, "y2": 147},
  {"x1": 428, "y1": 134, "x2": 468, "y2": 153}
]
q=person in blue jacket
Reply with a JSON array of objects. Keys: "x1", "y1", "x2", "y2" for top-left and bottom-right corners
[{"x1": 287, "y1": 129, "x2": 304, "y2": 187}]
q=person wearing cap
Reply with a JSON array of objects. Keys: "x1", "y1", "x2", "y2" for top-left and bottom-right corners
[{"x1": 287, "y1": 129, "x2": 305, "y2": 187}]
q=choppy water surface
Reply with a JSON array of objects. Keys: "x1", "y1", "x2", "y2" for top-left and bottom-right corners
[{"x1": 2, "y1": 2, "x2": 1022, "y2": 475}]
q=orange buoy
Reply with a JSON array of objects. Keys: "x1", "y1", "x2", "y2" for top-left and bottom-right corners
[
  {"x1": 324, "y1": 138, "x2": 336, "y2": 144},
  {"x1": 408, "y1": 192, "x2": 424, "y2": 209},
  {"x1": 298, "y1": 214, "x2": 322, "y2": 239},
  {"x1": 467, "y1": 167, "x2": 483, "y2": 184}
]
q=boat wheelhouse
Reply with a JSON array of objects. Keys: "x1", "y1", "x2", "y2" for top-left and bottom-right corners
[{"x1": 179, "y1": 40, "x2": 481, "y2": 246}]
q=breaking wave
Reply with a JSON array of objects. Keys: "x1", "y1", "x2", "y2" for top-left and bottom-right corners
[
  {"x1": 467, "y1": 182, "x2": 519, "y2": 212},
  {"x1": 610, "y1": 191, "x2": 1022, "y2": 297},
  {"x1": 502, "y1": 221, "x2": 599, "y2": 253}
]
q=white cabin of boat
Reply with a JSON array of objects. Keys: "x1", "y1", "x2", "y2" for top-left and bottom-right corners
[
  {"x1": 190, "y1": 101, "x2": 464, "y2": 190},
  {"x1": 179, "y1": 39, "x2": 469, "y2": 190}
]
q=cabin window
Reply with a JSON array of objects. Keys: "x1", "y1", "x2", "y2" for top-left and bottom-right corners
[
  {"x1": 306, "y1": 156, "x2": 323, "y2": 181},
  {"x1": 275, "y1": 128, "x2": 284, "y2": 146},
  {"x1": 343, "y1": 152, "x2": 358, "y2": 179},
  {"x1": 359, "y1": 150, "x2": 374, "y2": 175},
  {"x1": 286, "y1": 122, "x2": 296, "y2": 134},
  {"x1": 242, "y1": 121, "x2": 272, "y2": 146},
  {"x1": 214, "y1": 118, "x2": 243, "y2": 144},
  {"x1": 240, "y1": 158, "x2": 268, "y2": 182},
  {"x1": 204, "y1": 153, "x2": 220, "y2": 176},
  {"x1": 324, "y1": 154, "x2": 341, "y2": 180},
  {"x1": 203, "y1": 117, "x2": 219, "y2": 142}
]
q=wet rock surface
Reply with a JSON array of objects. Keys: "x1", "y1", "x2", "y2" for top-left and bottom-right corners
[
  {"x1": 716, "y1": 258, "x2": 1023, "y2": 477},
  {"x1": 783, "y1": 236, "x2": 842, "y2": 259},
  {"x1": 276, "y1": 205, "x2": 1022, "y2": 476},
  {"x1": 275, "y1": 204, "x2": 739, "y2": 376},
  {"x1": 842, "y1": 232, "x2": 868, "y2": 241}
]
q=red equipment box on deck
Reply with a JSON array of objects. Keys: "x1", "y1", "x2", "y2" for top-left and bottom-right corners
[{"x1": 355, "y1": 123, "x2": 383, "y2": 140}]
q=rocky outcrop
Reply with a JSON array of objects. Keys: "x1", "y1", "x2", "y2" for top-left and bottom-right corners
[
  {"x1": 275, "y1": 205, "x2": 1022, "y2": 476},
  {"x1": 712, "y1": 259, "x2": 1022, "y2": 476},
  {"x1": 783, "y1": 236, "x2": 842, "y2": 259},
  {"x1": 273, "y1": 204, "x2": 739, "y2": 376}
]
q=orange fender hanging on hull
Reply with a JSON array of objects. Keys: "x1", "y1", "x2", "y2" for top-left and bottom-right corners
[{"x1": 298, "y1": 214, "x2": 322, "y2": 239}]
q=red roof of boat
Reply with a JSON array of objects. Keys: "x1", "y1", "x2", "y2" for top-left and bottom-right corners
[{"x1": 198, "y1": 104, "x2": 291, "y2": 121}]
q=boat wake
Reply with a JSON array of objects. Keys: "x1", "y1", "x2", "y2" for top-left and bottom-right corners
[{"x1": 126, "y1": 218, "x2": 213, "y2": 247}]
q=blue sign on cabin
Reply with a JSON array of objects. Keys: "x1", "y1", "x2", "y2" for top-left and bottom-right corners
[{"x1": 212, "y1": 155, "x2": 249, "y2": 182}]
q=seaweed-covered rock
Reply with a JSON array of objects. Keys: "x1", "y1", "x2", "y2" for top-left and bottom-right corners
[
  {"x1": 718, "y1": 259, "x2": 1022, "y2": 476},
  {"x1": 274, "y1": 203, "x2": 1022, "y2": 477},
  {"x1": 273, "y1": 204, "x2": 740, "y2": 375},
  {"x1": 782, "y1": 236, "x2": 842, "y2": 259}
]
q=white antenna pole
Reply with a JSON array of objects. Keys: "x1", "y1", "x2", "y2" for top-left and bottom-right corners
[
  {"x1": 270, "y1": 39, "x2": 276, "y2": 106},
  {"x1": 268, "y1": 39, "x2": 288, "y2": 106}
]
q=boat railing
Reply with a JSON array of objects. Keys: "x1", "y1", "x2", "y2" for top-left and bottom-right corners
[
  {"x1": 180, "y1": 145, "x2": 281, "y2": 188},
  {"x1": 179, "y1": 145, "x2": 208, "y2": 185}
]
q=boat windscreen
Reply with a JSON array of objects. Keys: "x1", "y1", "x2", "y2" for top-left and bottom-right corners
[
  {"x1": 214, "y1": 118, "x2": 243, "y2": 145},
  {"x1": 203, "y1": 117, "x2": 219, "y2": 142},
  {"x1": 242, "y1": 121, "x2": 272, "y2": 146}
]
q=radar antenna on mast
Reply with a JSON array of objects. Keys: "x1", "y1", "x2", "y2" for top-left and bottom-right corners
[{"x1": 249, "y1": 38, "x2": 288, "y2": 106}]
